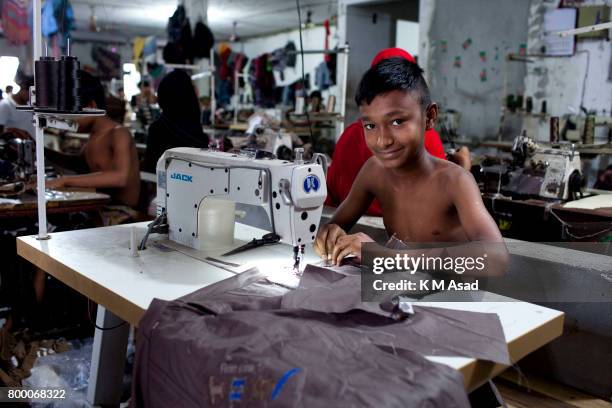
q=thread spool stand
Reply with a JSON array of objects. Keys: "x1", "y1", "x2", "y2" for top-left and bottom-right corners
[{"x1": 29, "y1": 0, "x2": 105, "y2": 240}]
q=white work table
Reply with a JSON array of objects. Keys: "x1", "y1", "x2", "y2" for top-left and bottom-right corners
[{"x1": 17, "y1": 222, "x2": 564, "y2": 406}]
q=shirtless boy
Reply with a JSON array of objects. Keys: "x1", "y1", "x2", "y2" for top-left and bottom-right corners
[
  {"x1": 45, "y1": 71, "x2": 140, "y2": 207},
  {"x1": 315, "y1": 57, "x2": 503, "y2": 267}
]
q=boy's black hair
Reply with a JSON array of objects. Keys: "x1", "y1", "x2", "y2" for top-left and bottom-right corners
[
  {"x1": 355, "y1": 58, "x2": 431, "y2": 110},
  {"x1": 79, "y1": 70, "x2": 107, "y2": 110}
]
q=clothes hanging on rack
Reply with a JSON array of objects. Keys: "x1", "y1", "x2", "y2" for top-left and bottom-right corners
[
  {"x1": 166, "y1": 5, "x2": 187, "y2": 43},
  {"x1": 251, "y1": 54, "x2": 276, "y2": 107},
  {"x1": 41, "y1": 0, "x2": 75, "y2": 52},
  {"x1": 165, "y1": 4, "x2": 193, "y2": 64},
  {"x1": 285, "y1": 41, "x2": 297, "y2": 67},
  {"x1": 323, "y1": 19, "x2": 331, "y2": 63},
  {"x1": 1, "y1": 0, "x2": 30, "y2": 45},
  {"x1": 326, "y1": 47, "x2": 338, "y2": 85},
  {"x1": 193, "y1": 20, "x2": 215, "y2": 58},
  {"x1": 315, "y1": 61, "x2": 332, "y2": 90}
]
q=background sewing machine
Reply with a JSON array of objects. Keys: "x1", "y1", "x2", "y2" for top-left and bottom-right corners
[
  {"x1": 475, "y1": 134, "x2": 583, "y2": 201},
  {"x1": 0, "y1": 137, "x2": 35, "y2": 183},
  {"x1": 155, "y1": 147, "x2": 327, "y2": 268}
]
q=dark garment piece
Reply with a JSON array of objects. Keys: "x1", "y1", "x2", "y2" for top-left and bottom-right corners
[
  {"x1": 162, "y1": 42, "x2": 185, "y2": 64},
  {"x1": 285, "y1": 41, "x2": 297, "y2": 67},
  {"x1": 132, "y1": 267, "x2": 470, "y2": 408},
  {"x1": 133, "y1": 266, "x2": 511, "y2": 407},
  {"x1": 193, "y1": 21, "x2": 214, "y2": 58},
  {"x1": 326, "y1": 50, "x2": 337, "y2": 85},
  {"x1": 249, "y1": 54, "x2": 276, "y2": 106},
  {"x1": 166, "y1": 5, "x2": 187, "y2": 42},
  {"x1": 165, "y1": 5, "x2": 193, "y2": 63},
  {"x1": 178, "y1": 21, "x2": 194, "y2": 64},
  {"x1": 286, "y1": 264, "x2": 511, "y2": 365}
]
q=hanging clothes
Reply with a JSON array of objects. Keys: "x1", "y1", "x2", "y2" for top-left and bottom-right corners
[
  {"x1": 132, "y1": 37, "x2": 146, "y2": 65},
  {"x1": 315, "y1": 61, "x2": 332, "y2": 90},
  {"x1": 166, "y1": 5, "x2": 187, "y2": 43},
  {"x1": 165, "y1": 5, "x2": 193, "y2": 64},
  {"x1": 41, "y1": 0, "x2": 75, "y2": 52},
  {"x1": 285, "y1": 41, "x2": 297, "y2": 68},
  {"x1": 1, "y1": 0, "x2": 30, "y2": 45},
  {"x1": 193, "y1": 20, "x2": 215, "y2": 58},
  {"x1": 323, "y1": 19, "x2": 331, "y2": 63}
]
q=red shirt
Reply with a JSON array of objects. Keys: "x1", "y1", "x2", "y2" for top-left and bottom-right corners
[{"x1": 325, "y1": 121, "x2": 446, "y2": 216}]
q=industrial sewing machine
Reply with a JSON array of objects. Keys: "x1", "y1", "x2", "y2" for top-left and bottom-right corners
[
  {"x1": 155, "y1": 147, "x2": 327, "y2": 269},
  {"x1": 475, "y1": 134, "x2": 583, "y2": 201},
  {"x1": 0, "y1": 137, "x2": 35, "y2": 182}
]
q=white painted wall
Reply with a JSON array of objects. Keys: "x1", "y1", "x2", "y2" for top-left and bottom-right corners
[
  {"x1": 524, "y1": 0, "x2": 612, "y2": 119},
  {"x1": 396, "y1": 20, "x2": 419, "y2": 57},
  {"x1": 419, "y1": 0, "x2": 531, "y2": 140}
]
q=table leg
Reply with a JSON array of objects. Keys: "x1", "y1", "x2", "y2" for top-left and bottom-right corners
[{"x1": 87, "y1": 305, "x2": 130, "y2": 406}]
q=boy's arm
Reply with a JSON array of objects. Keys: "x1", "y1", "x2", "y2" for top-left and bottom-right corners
[
  {"x1": 46, "y1": 130, "x2": 133, "y2": 190},
  {"x1": 328, "y1": 158, "x2": 377, "y2": 230},
  {"x1": 315, "y1": 159, "x2": 376, "y2": 260},
  {"x1": 450, "y1": 169, "x2": 508, "y2": 276},
  {"x1": 452, "y1": 170, "x2": 503, "y2": 242}
]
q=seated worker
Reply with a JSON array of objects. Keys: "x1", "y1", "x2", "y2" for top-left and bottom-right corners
[
  {"x1": 315, "y1": 57, "x2": 504, "y2": 266},
  {"x1": 326, "y1": 48, "x2": 471, "y2": 216},
  {"x1": 45, "y1": 71, "x2": 140, "y2": 208},
  {"x1": 130, "y1": 79, "x2": 157, "y2": 129},
  {"x1": 0, "y1": 72, "x2": 34, "y2": 137},
  {"x1": 143, "y1": 70, "x2": 210, "y2": 173}
]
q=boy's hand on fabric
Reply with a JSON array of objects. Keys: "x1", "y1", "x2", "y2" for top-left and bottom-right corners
[
  {"x1": 314, "y1": 223, "x2": 346, "y2": 261},
  {"x1": 331, "y1": 232, "x2": 374, "y2": 266}
]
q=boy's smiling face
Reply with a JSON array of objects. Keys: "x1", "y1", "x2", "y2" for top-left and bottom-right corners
[{"x1": 360, "y1": 90, "x2": 437, "y2": 169}]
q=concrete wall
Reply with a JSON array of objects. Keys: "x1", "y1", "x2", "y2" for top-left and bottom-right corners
[
  {"x1": 337, "y1": 0, "x2": 419, "y2": 126},
  {"x1": 419, "y1": 0, "x2": 531, "y2": 140},
  {"x1": 524, "y1": 0, "x2": 612, "y2": 119},
  {"x1": 344, "y1": 5, "x2": 394, "y2": 124}
]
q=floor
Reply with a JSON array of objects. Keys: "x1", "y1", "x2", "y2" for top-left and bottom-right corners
[{"x1": 494, "y1": 370, "x2": 612, "y2": 408}]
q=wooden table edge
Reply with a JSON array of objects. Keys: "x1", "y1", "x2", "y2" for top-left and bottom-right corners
[
  {"x1": 17, "y1": 237, "x2": 145, "y2": 326},
  {"x1": 458, "y1": 310, "x2": 565, "y2": 391}
]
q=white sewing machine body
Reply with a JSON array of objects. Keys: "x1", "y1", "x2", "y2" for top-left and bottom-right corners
[{"x1": 156, "y1": 148, "x2": 327, "y2": 250}]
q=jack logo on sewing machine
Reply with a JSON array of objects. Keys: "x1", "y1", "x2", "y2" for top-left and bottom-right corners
[
  {"x1": 303, "y1": 175, "x2": 320, "y2": 193},
  {"x1": 170, "y1": 172, "x2": 193, "y2": 183}
]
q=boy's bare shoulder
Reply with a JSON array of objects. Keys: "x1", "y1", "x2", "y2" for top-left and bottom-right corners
[
  {"x1": 432, "y1": 158, "x2": 476, "y2": 191},
  {"x1": 355, "y1": 156, "x2": 385, "y2": 190}
]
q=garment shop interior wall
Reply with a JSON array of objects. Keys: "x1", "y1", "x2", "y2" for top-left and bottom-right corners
[
  {"x1": 336, "y1": 0, "x2": 420, "y2": 125},
  {"x1": 525, "y1": 0, "x2": 612, "y2": 131},
  {"x1": 419, "y1": 0, "x2": 530, "y2": 140}
]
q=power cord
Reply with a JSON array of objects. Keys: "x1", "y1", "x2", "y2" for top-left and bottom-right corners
[{"x1": 87, "y1": 300, "x2": 127, "y2": 331}]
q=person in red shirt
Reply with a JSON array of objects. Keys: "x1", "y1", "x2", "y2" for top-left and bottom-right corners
[{"x1": 325, "y1": 48, "x2": 469, "y2": 216}]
